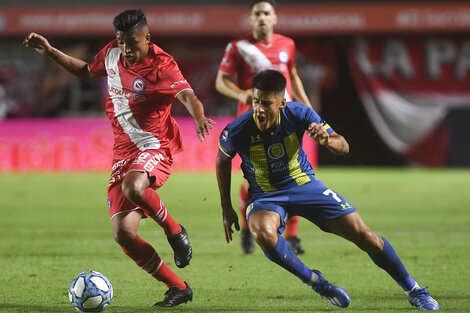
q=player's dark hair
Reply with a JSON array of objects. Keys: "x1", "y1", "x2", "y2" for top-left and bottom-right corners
[
  {"x1": 252, "y1": 70, "x2": 286, "y2": 94},
  {"x1": 250, "y1": 0, "x2": 276, "y2": 9},
  {"x1": 113, "y1": 8, "x2": 147, "y2": 32}
]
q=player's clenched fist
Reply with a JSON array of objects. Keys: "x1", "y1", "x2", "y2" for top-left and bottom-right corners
[
  {"x1": 23, "y1": 33, "x2": 52, "y2": 56},
  {"x1": 307, "y1": 122, "x2": 329, "y2": 146}
]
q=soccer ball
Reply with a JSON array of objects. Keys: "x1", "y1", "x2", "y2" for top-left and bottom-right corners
[{"x1": 68, "y1": 271, "x2": 113, "y2": 312}]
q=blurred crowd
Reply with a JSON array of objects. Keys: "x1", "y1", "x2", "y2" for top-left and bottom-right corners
[
  {"x1": 0, "y1": 36, "x2": 326, "y2": 118},
  {"x1": 1, "y1": 38, "x2": 107, "y2": 118}
]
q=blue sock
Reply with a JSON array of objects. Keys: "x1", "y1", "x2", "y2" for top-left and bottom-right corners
[
  {"x1": 263, "y1": 234, "x2": 312, "y2": 283},
  {"x1": 368, "y1": 237, "x2": 416, "y2": 291}
]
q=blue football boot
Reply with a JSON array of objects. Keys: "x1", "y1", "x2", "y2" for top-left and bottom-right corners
[
  {"x1": 311, "y1": 270, "x2": 350, "y2": 308},
  {"x1": 408, "y1": 287, "x2": 439, "y2": 310}
]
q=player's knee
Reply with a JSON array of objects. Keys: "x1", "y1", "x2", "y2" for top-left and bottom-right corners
[
  {"x1": 357, "y1": 229, "x2": 383, "y2": 254},
  {"x1": 368, "y1": 232, "x2": 384, "y2": 254},
  {"x1": 122, "y1": 177, "x2": 146, "y2": 204},
  {"x1": 113, "y1": 228, "x2": 136, "y2": 248},
  {"x1": 250, "y1": 224, "x2": 278, "y2": 249}
]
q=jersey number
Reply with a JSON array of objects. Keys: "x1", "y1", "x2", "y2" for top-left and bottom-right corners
[{"x1": 323, "y1": 189, "x2": 341, "y2": 202}]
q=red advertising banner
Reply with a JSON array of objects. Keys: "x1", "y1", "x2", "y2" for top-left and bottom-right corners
[
  {"x1": 348, "y1": 36, "x2": 470, "y2": 166},
  {"x1": 0, "y1": 117, "x2": 317, "y2": 172},
  {"x1": 0, "y1": 118, "x2": 113, "y2": 172},
  {"x1": 1, "y1": 3, "x2": 470, "y2": 37}
]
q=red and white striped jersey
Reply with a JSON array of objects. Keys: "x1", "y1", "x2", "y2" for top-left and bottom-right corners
[
  {"x1": 218, "y1": 32, "x2": 296, "y2": 116},
  {"x1": 88, "y1": 40, "x2": 192, "y2": 161}
]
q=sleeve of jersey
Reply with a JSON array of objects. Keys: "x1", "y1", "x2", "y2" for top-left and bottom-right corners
[
  {"x1": 159, "y1": 58, "x2": 193, "y2": 96},
  {"x1": 302, "y1": 104, "x2": 335, "y2": 134},
  {"x1": 218, "y1": 42, "x2": 238, "y2": 76},
  {"x1": 218, "y1": 126, "x2": 237, "y2": 159},
  {"x1": 288, "y1": 39, "x2": 296, "y2": 71},
  {"x1": 87, "y1": 44, "x2": 110, "y2": 77}
]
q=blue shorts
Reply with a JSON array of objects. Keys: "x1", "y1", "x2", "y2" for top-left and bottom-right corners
[{"x1": 246, "y1": 180, "x2": 356, "y2": 234}]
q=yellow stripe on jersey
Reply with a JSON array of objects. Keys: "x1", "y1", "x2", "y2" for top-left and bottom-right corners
[
  {"x1": 246, "y1": 203, "x2": 254, "y2": 217},
  {"x1": 322, "y1": 122, "x2": 331, "y2": 131},
  {"x1": 250, "y1": 143, "x2": 276, "y2": 193},
  {"x1": 283, "y1": 132, "x2": 311, "y2": 186},
  {"x1": 218, "y1": 143, "x2": 232, "y2": 158}
]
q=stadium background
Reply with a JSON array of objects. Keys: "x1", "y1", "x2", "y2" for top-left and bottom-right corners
[
  {"x1": 1, "y1": 2, "x2": 470, "y2": 313},
  {"x1": 0, "y1": 0, "x2": 469, "y2": 171}
]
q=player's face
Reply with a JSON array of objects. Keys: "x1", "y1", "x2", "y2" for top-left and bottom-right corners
[
  {"x1": 116, "y1": 26, "x2": 150, "y2": 64},
  {"x1": 249, "y1": 2, "x2": 277, "y2": 37},
  {"x1": 252, "y1": 88, "x2": 286, "y2": 132}
]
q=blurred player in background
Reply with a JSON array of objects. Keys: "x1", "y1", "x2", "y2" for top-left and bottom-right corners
[
  {"x1": 24, "y1": 8, "x2": 214, "y2": 308},
  {"x1": 215, "y1": 0, "x2": 316, "y2": 255},
  {"x1": 217, "y1": 70, "x2": 439, "y2": 311}
]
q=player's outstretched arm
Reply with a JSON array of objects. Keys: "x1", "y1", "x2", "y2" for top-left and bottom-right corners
[
  {"x1": 177, "y1": 90, "x2": 215, "y2": 141},
  {"x1": 307, "y1": 122, "x2": 349, "y2": 155},
  {"x1": 215, "y1": 71, "x2": 253, "y2": 105},
  {"x1": 23, "y1": 32, "x2": 97, "y2": 80},
  {"x1": 216, "y1": 152, "x2": 240, "y2": 243},
  {"x1": 290, "y1": 67, "x2": 313, "y2": 108}
]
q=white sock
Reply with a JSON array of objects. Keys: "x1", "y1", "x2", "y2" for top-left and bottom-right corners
[
  {"x1": 306, "y1": 271, "x2": 319, "y2": 285},
  {"x1": 406, "y1": 282, "x2": 420, "y2": 296}
]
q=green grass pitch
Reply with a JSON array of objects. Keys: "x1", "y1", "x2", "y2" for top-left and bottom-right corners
[{"x1": 0, "y1": 167, "x2": 469, "y2": 312}]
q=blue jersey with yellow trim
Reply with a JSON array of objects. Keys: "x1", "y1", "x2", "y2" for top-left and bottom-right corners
[{"x1": 219, "y1": 102, "x2": 334, "y2": 197}]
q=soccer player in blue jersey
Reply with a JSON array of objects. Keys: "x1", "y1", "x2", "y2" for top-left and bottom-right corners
[{"x1": 216, "y1": 70, "x2": 439, "y2": 310}]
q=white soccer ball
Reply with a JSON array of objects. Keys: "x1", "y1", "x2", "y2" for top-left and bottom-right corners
[{"x1": 68, "y1": 271, "x2": 113, "y2": 312}]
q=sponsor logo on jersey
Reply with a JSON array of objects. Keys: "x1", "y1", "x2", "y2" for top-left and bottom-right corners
[
  {"x1": 170, "y1": 79, "x2": 188, "y2": 89},
  {"x1": 132, "y1": 151, "x2": 165, "y2": 172},
  {"x1": 111, "y1": 158, "x2": 129, "y2": 171},
  {"x1": 221, "y1": 129, "x2": 229, "y2": 142},
  {"x1": 278, "y1": 51, "x2": 289, "y2": 64},
  {"x1": 132, "y1": 78, "x2": 146, "y2": 94},
  {"x1": 109, "y1": 86, "x2": 146, "y2": 102}
]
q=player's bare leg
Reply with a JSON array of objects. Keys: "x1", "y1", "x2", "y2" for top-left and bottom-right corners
[
  {"x1": 242, "y1": 179, "x2": 303, "y2": 255},
  {"x1": 324, "y1": 212, "x2": 439, "y2": 310},
  {"x1": 323, "y1": 212, "x2": 383, "y2": 253},
  {"x1": 122, "y1": 171, "x2": 192, "y2": 268},
  {"x1": 248, "y1": 210, "x2": 279, "y2": 250},
  {"x1": 249, "y1": 210, "x2": 350, "y2": 308}
]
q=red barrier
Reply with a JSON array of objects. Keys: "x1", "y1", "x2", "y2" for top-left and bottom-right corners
[{"x1": 0, "y1": 117, "x2": 316, "y2": 172}]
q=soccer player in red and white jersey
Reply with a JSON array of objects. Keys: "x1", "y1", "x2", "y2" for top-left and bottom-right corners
[
  {"x1": 24, "y1": 9, "x2": 214, "y2": 308},
  {"x1": 215, "y1": 0, "x2": 315, "y2": 255}
]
